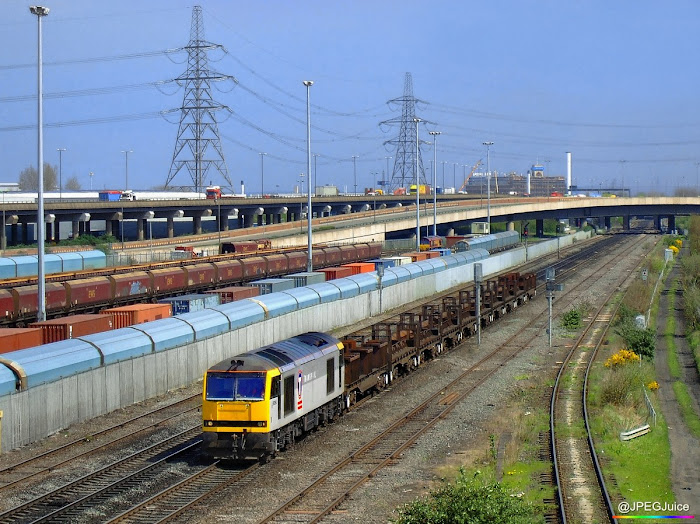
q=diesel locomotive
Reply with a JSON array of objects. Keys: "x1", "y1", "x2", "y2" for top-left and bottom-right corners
[{"x1": 201, "y1": 270, "x2": 537, "y2": 460}]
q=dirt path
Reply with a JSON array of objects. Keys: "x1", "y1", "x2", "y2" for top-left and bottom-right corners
[{"x1": 654, "y1": 252, "x2": 700, "y2": 509}]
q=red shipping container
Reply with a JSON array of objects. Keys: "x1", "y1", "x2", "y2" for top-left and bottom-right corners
[
  {"x1": 0, "y1": 289, "x2": 14, "y2": 321},
  {"x1": 285, "y1": 252, "x2": 307, "y2": 273},
  {"x1": 265, "y1": 254, "x2": 289, "y2": 276},
  {"x1": 401, "y1": 252, "x2": 429, "y2": 262},
  {"x1": 323, "y1": 247, "x2": 342, "y2": 266},
  {"x1": 100, "y1": 303, "x2": 172, "y2": 329},
  {"x1": 109, "y1": 272, "x2": 151, "y2": 300},
  {"x1": 206, "y1": 285, "x2": 259, "y2": 304},
  {"x1": 212, "y1": 259, "x2": 243, "y2": 283},
  {"x1": 342, "y1": 262, "x2": 375, "y2": 275},
  {"x1": 30, "y1": 314, "x2": 114, "y2": 344},
  {"x1": 184, "y1": 263, "x2": 217, "y2": 288},
  {"x1": 12, "y1": 283, "x2": 67, "y2": 317},
  {"x1": 65, "y1": 277, "x2": 113, "y2": 308},
  {"x1": 339, "y1": 245, "x2": 357, "y2": 263},
  {"x1": 445, "y1": 236, "x2": 467, "y2": 248},
  {"x1": 148, "y1": 267, "x2": 187, "y2": 293},
  {"x1": 0, "y1": 328, "x2": 43, "y2": 353},
  {"x1": 424, "y1": 251, "x2": 441, "y2": 259},
  {"x1": 318, "y1": 266, "x2": 353, "y2": 280},
  {"x1": 240, "y1": 256, "x2": 267, "y2": 279}
]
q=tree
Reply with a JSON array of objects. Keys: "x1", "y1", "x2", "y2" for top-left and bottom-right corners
[
  {"x1": 65, "y1": 176, "x2": 82, "y2": 191},
  {"x1": 18, "y1": 164, "x2": 58, "y2": 191}
]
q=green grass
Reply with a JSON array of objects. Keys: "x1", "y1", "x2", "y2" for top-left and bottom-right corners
[
  {"x1": 671, "y1": 381, "x2": 700, "y2": 439},
  {"x1": 665, "y1": 279, "x2": 682, "y2": 379}
]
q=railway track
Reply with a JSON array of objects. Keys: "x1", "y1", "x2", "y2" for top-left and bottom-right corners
[
  {"x1": 548, "y1": 244, "x2": 645, "y2": 523},
  {"x1": 0, "y1": 396, "x2": 200, "y2": 495},
  {"x1": 0, "y1": 235, "x2": 624, "y2": 522}
]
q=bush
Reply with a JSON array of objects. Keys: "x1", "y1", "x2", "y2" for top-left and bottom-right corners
[
  {"x1": 393, "y1": 469, "x2": 540, "y2": 524},
  {"x1": 599, "y1": 360, "x2": 652, "y2": 406}
]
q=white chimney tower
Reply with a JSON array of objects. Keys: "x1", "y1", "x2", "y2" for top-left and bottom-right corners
[{"x1": 566, "y1": 152, "x2": 572, "y2": 195}]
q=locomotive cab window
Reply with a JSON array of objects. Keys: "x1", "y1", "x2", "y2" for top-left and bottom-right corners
[
  {"x1": 205, "y1": 372, "x2": 266, "y2": 401},
  {"x1": 326, "y1": 358, "x2": 335, "y2": 394}
]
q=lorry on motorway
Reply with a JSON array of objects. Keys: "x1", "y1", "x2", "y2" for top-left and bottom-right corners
[
  {"x1": 99, "y1": 190, "x2": 121, "y2": 202},
  {"x1": 409, "y1": 184, "x2": 431, "y2": 195},
  {"x1": 120, "y1": 190, "x2": 136, "y2": 201}
]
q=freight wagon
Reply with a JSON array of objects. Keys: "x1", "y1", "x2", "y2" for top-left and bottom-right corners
[{"x1": 0, "y1": 242, "x2": 383, "y2": 326}]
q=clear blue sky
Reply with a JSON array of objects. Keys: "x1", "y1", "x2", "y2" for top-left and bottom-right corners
[{"x1": 2, "y1": 1, "x2": 699, "y2": 196}]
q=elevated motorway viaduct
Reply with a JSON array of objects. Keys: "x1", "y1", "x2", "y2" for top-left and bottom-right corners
[{"x1": 0, "y1": 195, "x2": 697, "y2": 249}]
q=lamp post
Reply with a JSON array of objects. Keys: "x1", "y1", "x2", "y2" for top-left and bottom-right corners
[
  {"x1": 453, "y1": 163, "x2": 458, "y2": 190},
  {"x1": 1, "y1": 189, "x2": 6, "y2": 251},
  {"x1": 413, "y1": 117, "x2": 421, "y2": 251},
  {"x1": 352, "y1": 155, "x2": 358, "y2": 196},
  {"x1": 89, "y1": 171, "x2": 93, "y2": 190},
  {"x1": 216, "y1": 197, "x2": 221, "y2": 246},
  {"x1": 30, "y1": 5, "x2": 49, "y2": 322},
  {"x1": 57, "y1": 148, "x2": 65, "y2": 200},
  {"x1": 483, "y1": 141, "x2": 494, "y2": 232},
  {"x1": 441, "y1": 161, "x2": 447, "y2": 191},
  {"x1": 313, "y1": 153, "x2": 319, "y2": 196},
  {"x1": 259, "y1": 152, "x2": 267, "y2": 197},
  {"x1": 121, "y1": 149, "x2": 132, "y2": 191},
  {"x1": 303, "y1": 80, "x2": 313, "y2": 272},
  {"x1": 429, "y1": 131, "x2": 441, "y2": 236},
  {"x1": 385, "y1": 156, "x2": 391, "y2": 191}
]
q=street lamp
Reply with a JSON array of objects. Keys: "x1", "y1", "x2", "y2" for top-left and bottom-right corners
[
  {"x1": 441, "y1": 161, "x2": 447, "y2": 191},
  {"x1": 429, "y1": 131, "x2": 441, "y2": 236},
  {"x1": 453, "y1": 163, "x2": 458, "y2": 191},
  {"x1": 385, "y1": 156, "x2": 392, "y2": 191},
  {"x1": 1, "y1": 189, "x2": 6, "y2": 251},
  {"x1": 89, "y1": 171, "x2": 94, "y2": 191},
  {"x1": 414, "y1": 117, "x2": 421, "y2": 251},
  {"x1": 57, "y1": 148, "x2": 65, "y2": 200},
  {"x1": 30, "y1": 5, "x2": 49, "y2": 322},
  {"x1": 352, "y1": 155, "x2": 359, "y2": 196},
  {"x1": 259, "y1": 152, "x2": 267, "y2": 197},
  {"x1": 483, "y1": 141, "x2": 494, "y2": 232},
  {"x1": 121, "y1": 149, "x2": 133, "y2": 190},
  {"x1": 303, "y1": 80, "x2": 313, "y2": 271},
  {"x1": 313, "y1": 153, "x2": 319, "y2": 196}
]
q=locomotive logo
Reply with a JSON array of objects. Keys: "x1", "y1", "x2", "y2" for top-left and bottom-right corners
[{"x1": 297, "y1": 370, "x2": 303, "y2": 410}]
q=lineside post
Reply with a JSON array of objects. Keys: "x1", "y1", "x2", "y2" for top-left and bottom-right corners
[{"x1": 475, "y1": 263, "x2": 482, "y2": 345}]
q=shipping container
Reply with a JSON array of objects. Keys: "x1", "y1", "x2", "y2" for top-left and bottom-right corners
[
  {"x1": 385, "y1": 256, "x2": 412, "y2": 266},
  {"x1": 250, "y1": 278, "x2": 295, "y2": 295},
  {"x1": 30, "y1": 314, "x2": 114, "y2": 344},
  {"x1": 367, "y1": 258, "x2": 397, "y2": 271},
  {"x1": 100, "y1": 303, "x2": 173, "y2": 329},
  {"x1": 423, "y1": 251, "x2": 441, "y2": 259},
  {"x1": 341, "y1": 262, "x2": 376, "y2": 275},
  {"x1": 430, "y1": 248, "x2": 452, "y2": 256},
  {"x1": 0, "y1": 328, "x2": 43, "y2": 353},
  {"x1": 159, "y1": 293, "x2": 220, "y2": 315},
  {"x1": 287, "y1": 271, "x2": 326, "y2": 287},
  {"x1": 317, "y1": 266, "x2": 354, "y2": 280},
  {"x1": 206, "y1": 285, "x2": 259, "y2": 304},
  {"x1": 98, "y1": 190, "x2": 122, "y2": 202},
  {"x1": 401, "y1": 252, "x2": 429, "y2": 262}
]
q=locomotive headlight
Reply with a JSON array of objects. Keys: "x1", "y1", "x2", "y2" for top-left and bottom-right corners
[{"x1": 206, "y1": 421, "x2": 214, "y2": 427}]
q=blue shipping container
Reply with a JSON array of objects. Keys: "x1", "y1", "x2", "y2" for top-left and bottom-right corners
[{"x1": 159, "y1": 293, "x2": 220, "y2": 315}]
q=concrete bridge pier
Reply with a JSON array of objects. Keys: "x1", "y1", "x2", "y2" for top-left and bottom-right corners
[
  {"x1": 668, "y1": 215, "x2": 676, "y2": 233},
  {"x1": 507, "y1": 221, "x2": 515, "y2": 231},
  {"x1": 536, "y1": 219, "x2": 544, "y2": 238},
  {"x1": 623, "y1": 215, "x2": 630, "y2": 230},
  {"x1": 604, "y1": 216, "x2": 611, "y2": 230}
]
